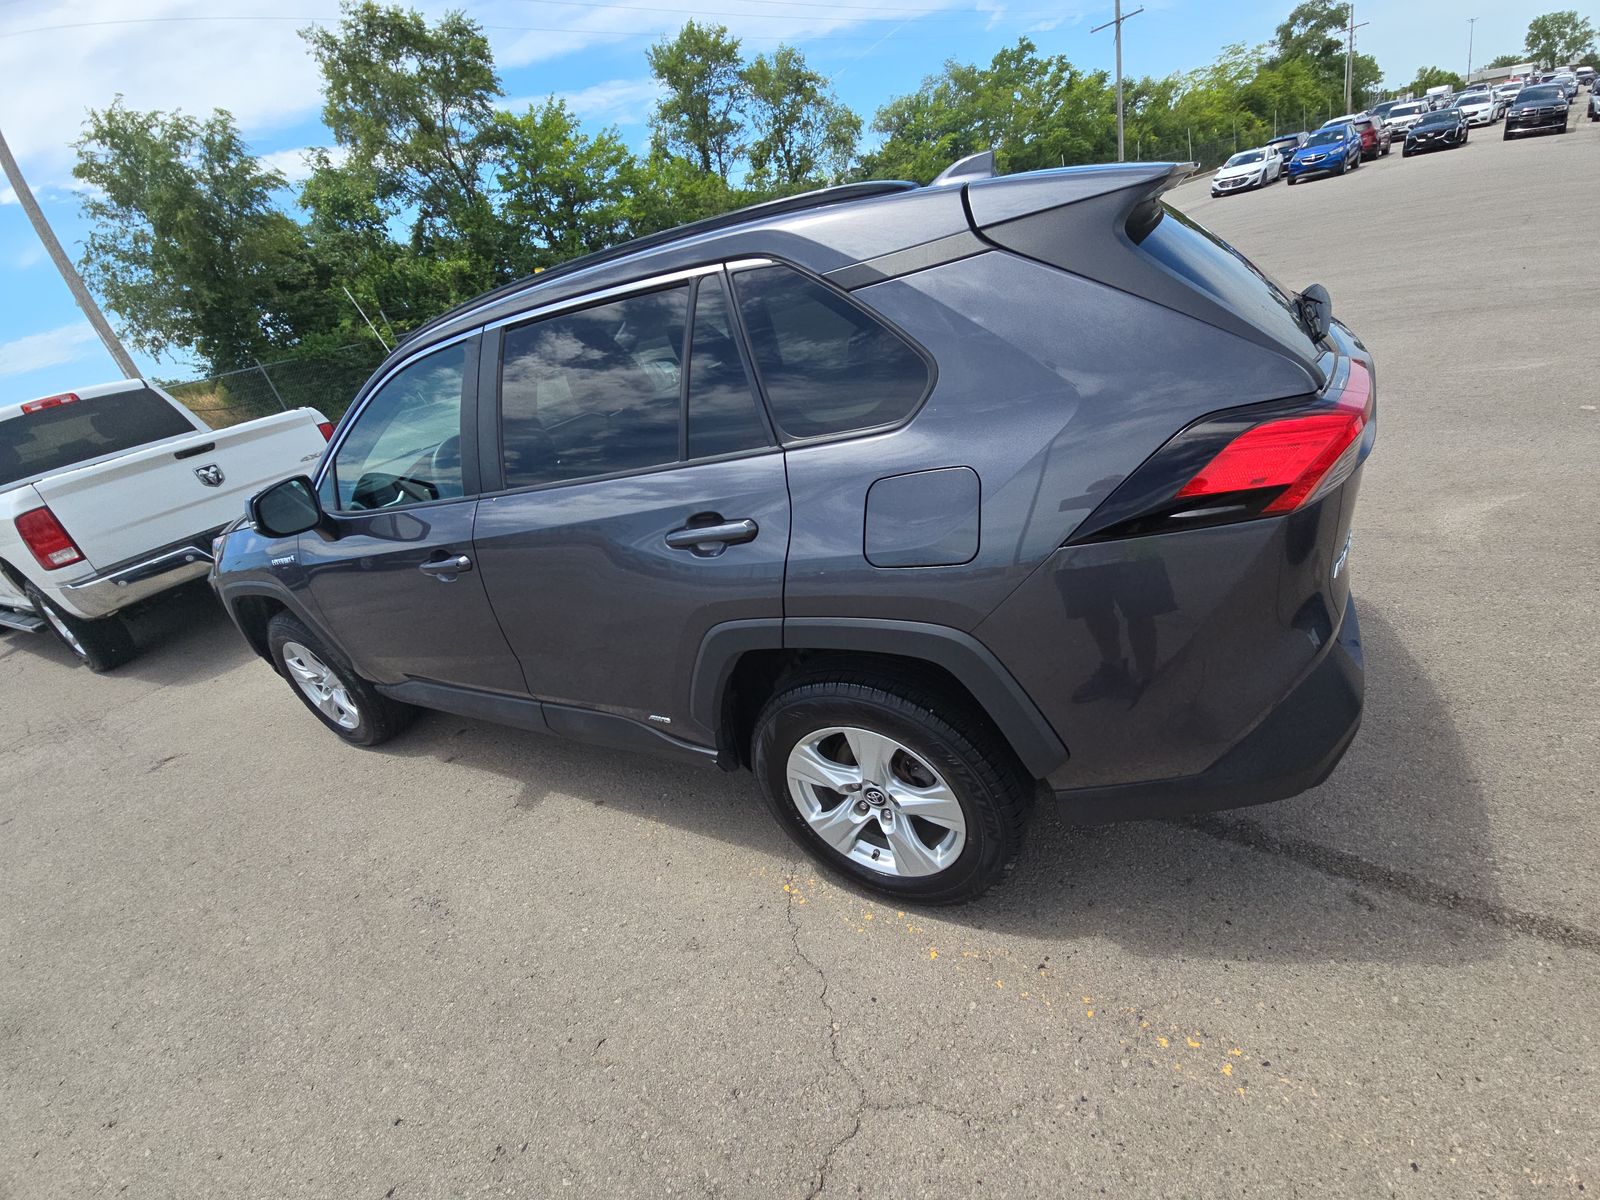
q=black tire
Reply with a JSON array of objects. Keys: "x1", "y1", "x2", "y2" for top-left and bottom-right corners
[
  {"x1": 1286, "y1": 174, "x2": 1296, "y2": 184},
  {"x1": 1503, "y1": 129, "x2": 1513, "y2": 140},
  {"x1": 266, "y1": 611, "x2": 413, "y2": 746},
  {"x1": 751, "y1": 671, "x2": 1031, "y2": 904},
  {"x1": 24, "y1": 584, "x2": 136, "y2": 673},
  {"x1": 1401, "y1": 147, "x2": 1412, "y2": 157}
]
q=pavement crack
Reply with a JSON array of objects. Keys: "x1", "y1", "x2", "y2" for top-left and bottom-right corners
[{"x1": 1188, "y1": 815, "x2": 1600, "y2": 954}]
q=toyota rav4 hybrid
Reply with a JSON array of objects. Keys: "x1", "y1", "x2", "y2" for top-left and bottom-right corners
[{"x1": 213, "y1": 156, "x2": 1375, "y2": 903}]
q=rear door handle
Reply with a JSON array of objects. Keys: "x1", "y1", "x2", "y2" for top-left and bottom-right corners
[
  {"x1": 418, "y1": 554, "x2": 473, "y2": 578},
  {"x1": 665, "y1": 519, "x2": 759, "y2": 555}
]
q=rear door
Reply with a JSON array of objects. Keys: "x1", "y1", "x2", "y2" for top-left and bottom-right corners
[
  {"x1": 471, "y1": 266, "x2": 790, "y2": 746},
  {"x1": 296, "y1": 335, "x2": 526, "y2": 695}
]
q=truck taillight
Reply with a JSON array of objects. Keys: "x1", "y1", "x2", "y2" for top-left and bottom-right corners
[
  {"x1": 15, "y1": 506, "x2": 85, "y2": 570},
  {"x1": 317, "y1": 422, "x2": 334, "y2": 441},
  {"x1": 21, "y1": 393, "x2": 80, "y2": 414}
]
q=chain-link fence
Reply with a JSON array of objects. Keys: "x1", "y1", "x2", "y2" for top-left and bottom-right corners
[
  {"x1": 1128, "y1": 109, "x2": 1352, "y2": 169},
  {"x1": 160, "y1": 344, "x2": 386, "y2": 429}
]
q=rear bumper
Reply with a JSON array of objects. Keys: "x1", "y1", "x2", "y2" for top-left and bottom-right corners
[
  {"x1": 57, "y1": 531, "x2": 219, "y2": 619},
  {"x1": 1054, "y1": 597, "x2": 1364, "y2": 823}
]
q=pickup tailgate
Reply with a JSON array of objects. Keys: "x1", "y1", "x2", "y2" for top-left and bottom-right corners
[{"x1": 32, "y1": 410, "x2": 327, "y2": 569}]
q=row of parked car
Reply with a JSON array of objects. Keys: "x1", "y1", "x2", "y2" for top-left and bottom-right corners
[{"x1": 1210, "y1": 67, "x2": 1594, "y2": 195}]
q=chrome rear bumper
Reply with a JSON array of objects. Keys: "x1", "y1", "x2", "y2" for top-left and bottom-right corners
[{"x1": 59, "y1": 535, "x2": 218, "y2": 619}]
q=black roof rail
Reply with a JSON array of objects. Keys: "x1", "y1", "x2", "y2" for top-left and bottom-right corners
[{"x1": 396, "y1": 179, "x2": 919, "y2": 349}]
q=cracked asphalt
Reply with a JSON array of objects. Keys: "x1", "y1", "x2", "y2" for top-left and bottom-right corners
[{"x1": 4, "y1": 118, "x2": 1598, "y2": 1198}]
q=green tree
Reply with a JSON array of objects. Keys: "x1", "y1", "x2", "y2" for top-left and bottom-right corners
[
  {"x1": 492, "y1": 100, "x2": 640, "y2": 269},
  {"x1": 862, "y1": 40, "x2": 1113, "y2": 183},
  {"x1": 1483, "y1": 52, "x2": 1531, "y2": 69},
  {"x1": 72, "y1": 101, "x2": 316, "y2": 371},
  {"x1": 646, "y1": 21, "x2": 746, "y2": 180},
  {"x1": 1408, "y1": 66, "x2": 1464, "y2": 94},
  {"x1": 302, "y1": 1, "x2": 508, "y2": 293},
  {"x1": 741, "y1": 46, "x2": 860, "y2": 191},
  {"x1": 1270, "y1": 0, "x2": 1381, "y2": 106},
  {"x1": 1524, "y1": 10, "x2": 1597, "y2": 66}
]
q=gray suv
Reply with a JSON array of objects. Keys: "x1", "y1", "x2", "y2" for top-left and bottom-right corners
[{"x1": 213, "y1": 154, "x2": 1374, "y2": 903}]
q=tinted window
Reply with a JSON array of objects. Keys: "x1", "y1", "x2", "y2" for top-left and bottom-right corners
[
  {"x1": 330, "y1": 342, "x2": 467, "y2": 511},
  {"x1": 1224, "y1": 151, "x2": 1264, "y2": 166},
  {"x1": 732, "y1": 265, "x2": 929, "y2": 441},
  {"x1": 0, "y1": 389, "x2": 197, "y2": 487},
  {"x1": 1518, "y1": 86, "x2": 1561, "y2": 103},
  {"x1": 500, "y1": 286, "x2": 687, "y2": 488},
  {"x1": 1306, "y1": 128, "x2": 1345, "y2": 145},
  {"x1": 1135, "y1": 205, "x2": 1317, "y2": 359},
  {"x1": 686, "y1": 279, "x2": 768, "y2": 459}
]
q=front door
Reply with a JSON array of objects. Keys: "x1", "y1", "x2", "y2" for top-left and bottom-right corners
[
  {"x1": 299, "y1": 337, "x2": 525, "y2": 695},
  {"x1": 471, "y1": 271, "x2": 790, "y2": 743}
]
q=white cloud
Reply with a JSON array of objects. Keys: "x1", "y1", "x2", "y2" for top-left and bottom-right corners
[
  {"x1": 0, "y1": 186, "x2": 15, "y2": 205},
  {"x1": 0, "y1": 322, "x2": 99, "y2": 380},
  {"x1": 499, "y1": 77, "x2": 663, "y2": 126},
  {"x1": 259, "y1": 144, "x2": 347, "y2": 185}
]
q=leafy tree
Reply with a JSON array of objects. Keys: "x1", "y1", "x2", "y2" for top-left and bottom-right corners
[
  {"x1": 646, "y1": 21, "x2": 746, "y2": 180},
  {"x1": 742, "y1": 46, "x2": 860, "y2": 191},
  {"x1": 1408, "y1": 66, "x2": 1464, "y2": 94},
  {"x1": 492, "y1": 100, "x2": 639, "y2": 270},
  {"x1": 862, "y1": 40, "x2": 1113, "y2": 183},
  {"x1": 1483, "y1": 52, "x2": 1532, "y2": 69},
  {"x1": 1270, "y1": 0, "x2": 1381, "y2": 106},
  {"x1": 72, "y1": 101, "x2": 317, "y2": 371},
  {"x1": 1524, "y1": 10, "x2": 1597, "y2": 67},
  {"x1": 302, "y1": 1, "x2": 507, "y2": 293}
]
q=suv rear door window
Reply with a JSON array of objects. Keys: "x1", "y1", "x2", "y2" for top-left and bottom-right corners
[
  {"x1": 500, "y1": 286, "x2": 688, "y2": 488},
  {"x1": 731, "y1": 264, "x2": 929, "y2": 441},
  {"x1": 686, "y1": 277, "x2": 769, "y2": 459}
]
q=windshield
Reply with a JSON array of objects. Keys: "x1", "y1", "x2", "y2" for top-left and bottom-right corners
[
  {"x1": 1223, "y1": 151, "x2": 1264, "y2": 166},
  {"x1": 0, "y1": 390, "x2": 198, "y2": 488},
  {"x1": 1517, "y1": 86, "x2": 1561, "y2": 104},
  {"x1": 1416, "y1": 112, "x2": 1459, "y2": 128},
  {"x1": 1392, "y1": 103, "x2": 1426, "y2": 116},
  {"x1": 1306, "y1": 128, "x2": 1345, "y2": 146},
  {"x1": 1456, "y1": 94, "x2": 1489, "y2": 104},
  {"x1": 1372, "y1": 102, "x2": 1399, "y2": 116}
]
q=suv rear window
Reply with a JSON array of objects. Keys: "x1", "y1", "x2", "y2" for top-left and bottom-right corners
[
  {"x1": 731, "y1": 265, "x2": 929, "y2": 441},
  {"x1": 1134, "y1": 205, "x2": 1318, "y2": 360},
  {"x1": 0, "y1": 388, "x2": 197, "y2": 488}
]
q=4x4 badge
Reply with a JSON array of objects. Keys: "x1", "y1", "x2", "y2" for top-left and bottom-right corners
[{"x1": 194, "y1": 464, "x2": 225, "y2": 487}]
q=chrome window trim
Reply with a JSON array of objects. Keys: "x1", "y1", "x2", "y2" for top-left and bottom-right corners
[{"x1": 479, "y1": 259, "x2": 773, "y2": 335}]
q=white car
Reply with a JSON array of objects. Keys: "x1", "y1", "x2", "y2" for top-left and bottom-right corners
[
  {"x1": 1383, "y1": 101, "x2": 1430, "y2": 133},
  {"x1": 1454, "y1": 93, "x2": 1497, "y2": 126},
  {"x1": 0, "y1": 380, "x2": 332, "y2": 670},
  {"x1": 1210, "y1": 147, "x2": 1284, "y2": 195}
]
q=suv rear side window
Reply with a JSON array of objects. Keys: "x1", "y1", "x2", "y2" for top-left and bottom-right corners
[
  {"x1": 500, "y1": 286, "x2": 688, "y2": 489},
  {"x1": 731, "y1": 265, "x2": 929, "y2": 441},
  {"x1": 0, "y1": 389, "x2": 197, "y2": 488},
  {"x1": 686, "y1": 277, "x2": 769, "y2": 459}
]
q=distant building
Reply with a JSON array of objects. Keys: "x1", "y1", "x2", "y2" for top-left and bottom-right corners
[{"x1": 1468, "y1": 62, "x2": 1536, "y2": 86}]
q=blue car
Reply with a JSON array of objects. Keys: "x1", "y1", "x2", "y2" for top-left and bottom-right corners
[{"x1": 1286, "y1": 124, "x2": 1363, "y2": 184}]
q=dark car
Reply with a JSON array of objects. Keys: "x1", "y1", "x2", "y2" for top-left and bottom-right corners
[
  {"x1": 1287, "y1": 124, "x2": 1364, "y2": 182},
  {"x1": 1322, "y1": 114, "x2": 1391, "y2": 159},
  {"x1": 1265, "y1": 132, "x2": 1308, "y2": 157},
  {"x1": 1589, "y1": 86, "x2": 1600, "y2": 121},
  {"x1": 1504, "y1": 85, "x2": 1570, "y2": 138},
  {"x1": 1403, "y1": 108, "x2": 1470, "y2": 155},
  {"x1": 213, "y1": 156, "x2": 1374, "y2": 903}
]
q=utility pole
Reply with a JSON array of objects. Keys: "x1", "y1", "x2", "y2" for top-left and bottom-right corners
[
  {"x1": 1466, "y1": 17, "x2": 1478, "y2": 82},
  {"x1": 1092, "y1": 0, "x2": 1145, "y2": 162},
  {"x1": 0, "y1": 124, "x2": 138, "y2": 380},
  {"x1": 1342, "y1": 5, "x2": 1370, "y2": 112}
]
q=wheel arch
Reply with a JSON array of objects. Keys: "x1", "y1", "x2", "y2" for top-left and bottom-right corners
[
  {"x1": 692, "y1": 618, "x2": 1070, "y2": 780},
  {"x1": 218, "y1": 584, "x2": 330, "y2": 668}
]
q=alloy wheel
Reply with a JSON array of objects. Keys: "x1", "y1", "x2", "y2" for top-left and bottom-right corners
[{"x1": 281, "y1": 641, "x2": 361, "y2": 730}]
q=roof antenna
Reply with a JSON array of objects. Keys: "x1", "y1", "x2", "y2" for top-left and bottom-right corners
[{"x1": 931, "y1": 150, "x2": 996, "y2": 187}]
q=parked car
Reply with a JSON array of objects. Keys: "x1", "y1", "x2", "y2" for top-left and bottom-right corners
[
  {"x1": 1588, "y1": 86, "x2": 1600, "y2": 121},
  {"x1": 1574, "y1": 65, "x2": 1595, "y2": 88},
  {"x1": 1504, "y1": 85, "x2": 1570, "y2": 138},
  {"x1": 1369, "y1": 100, "x2": 1402, "y2": 124},
  {"x1": 1452, "y1": 92, "x2": 1497, "y2": 126},
  {"x1": 0, "y1": 381, "x2": 332, "y2": 670},
  {"x1": 211, "y1": 158, "x2": 1375, "y2": 903},
  {"x1": 1288, "y1": 123, "x2": 1364, "y2": 181},
  {"x1": 1493, "y1": 80, "x2": 1526, "y2": 106},
  {"x1": 1322, "y1": 113, "x2": 1391, "y2": 159},
  {"x1": 1424, "y1": 85, "x2": 1454, "y2": 109},
  {"x1": 1382, "y1": 100, "x2": 1430, "y2": 134},
  {"x1": 1264, "y1": 132, "x2": 1308, "y2": 157},
  {"x1": 1210, "y1": 147, "x2": 1284, "y2": 195},
  {"x1": 1403, "y1": 108, "x2": 1470, "y2": 155}
]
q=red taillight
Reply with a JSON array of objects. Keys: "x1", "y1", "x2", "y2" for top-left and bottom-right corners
[
  {"x1": 15, "y1": 506, "x2": 85, "y2": 570},
  {"x1": 317, "y1": 421, "x2": 334, "y2": 441},
  {"x1": 21, "y1": 392, "x2": 80, "y2": 414},
  {"x1": 1176, "y1": 361, "x2": 1371, "y2": 514}
]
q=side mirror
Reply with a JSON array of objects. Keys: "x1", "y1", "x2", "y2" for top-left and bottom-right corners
[
  {"x1": 250, "y1": 476, "x2": 323, "y2": 538},
  {"x1": 1298, "y1": 284, "x2": 1333, "y2": 342}
]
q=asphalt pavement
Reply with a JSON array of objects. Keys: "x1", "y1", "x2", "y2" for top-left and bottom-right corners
[{"x1": 3, "y1": 114, "x2": 1597, "y2": 1198}]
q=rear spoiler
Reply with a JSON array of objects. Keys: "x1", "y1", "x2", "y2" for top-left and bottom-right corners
[{"x1": 963, "y1": 161, "x2": 1197, "y2": 228}]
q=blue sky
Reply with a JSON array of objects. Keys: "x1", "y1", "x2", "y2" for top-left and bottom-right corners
[{"x1": 0, "y1": 0, "x2": 1564, "y2": 404}]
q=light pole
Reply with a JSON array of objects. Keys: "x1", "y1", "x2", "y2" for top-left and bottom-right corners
[
  {"x1": 1466, "y1": 16, "x2": 1478, "y2": 82},
  {"x1": 0, "y1": 125, "x2": 138, "y2": 380},
  {"x1": 1342, "y1": 4, "x2": 1370, "y2": 112},
  {"x1": 1092, "y1": 0, "x2": 1145, "y2": 162}
]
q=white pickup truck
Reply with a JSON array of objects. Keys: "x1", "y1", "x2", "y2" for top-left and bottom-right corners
[{"x1": 0, "y1": 379, "x2": 330, "y2": 671}]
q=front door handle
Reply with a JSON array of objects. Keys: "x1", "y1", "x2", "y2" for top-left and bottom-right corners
[
  {"x1": 665, "y1": 519, "x2": 759, "y2": 556},
  {"x1": 418, "y1": 553, "x2": 473, "y2": 578}
]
